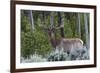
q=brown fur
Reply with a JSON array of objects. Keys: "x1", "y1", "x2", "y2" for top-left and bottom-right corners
[{"x1": 59, "y1": 38, "x2": 83, "y2": 53}]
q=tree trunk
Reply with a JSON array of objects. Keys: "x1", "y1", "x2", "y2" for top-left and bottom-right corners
[
  {"x1": 50, "y1": 12, "x2": 54, "y2": 26},
  {"x1": 84, "y1": 13, "x2": 89, "y2": 49},
  {"x1": 23, "y1": 10, "x2": 34, "y2": 30},
  {"x1": 58, "y1": 12, "x2": 64, "y2": 38},
  {"x1": 77, "y1": 13, "x2": 81, "y2": 38},
  {"x1": 28, "y1": 10, "x2": 34, "y2": 30}
]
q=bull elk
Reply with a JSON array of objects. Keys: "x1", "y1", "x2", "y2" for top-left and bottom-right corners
[{"x1": 40, "y1": 24, "x2": 84, "y2": 59}]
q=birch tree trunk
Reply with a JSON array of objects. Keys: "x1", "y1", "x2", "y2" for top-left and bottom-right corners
[{"x1": 28, "y1": 10, "x2": 34, "y2": 30}]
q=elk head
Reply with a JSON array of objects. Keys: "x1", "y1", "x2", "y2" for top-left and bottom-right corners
[{"x1": 40, "y1": 24, "x2": 58, "y2": 48}]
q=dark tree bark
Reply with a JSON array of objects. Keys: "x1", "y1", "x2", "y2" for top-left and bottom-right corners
[
  {"x1": 41, "y1": 11, "x2": 47, "y2": 26},
  {"x1": 57, "y1": 12, "x2": 64, "y2": 38}
]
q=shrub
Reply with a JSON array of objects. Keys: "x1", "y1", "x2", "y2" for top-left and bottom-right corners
[
  {"x1": 21, "y1": 54, "x2": 47, "y2": 63},
  {"x1": 81, "y1": 46, "x2": 89, "y2": 60},
  {"x1": 21, "y1": 29, "x2": 53, "y2": 58},
  {"x1": 47, "y1": 49, "x2": 69, "y2": 61},
  {"x1": 71, "y1": 46, "x2": 90, "y2": 60}
]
